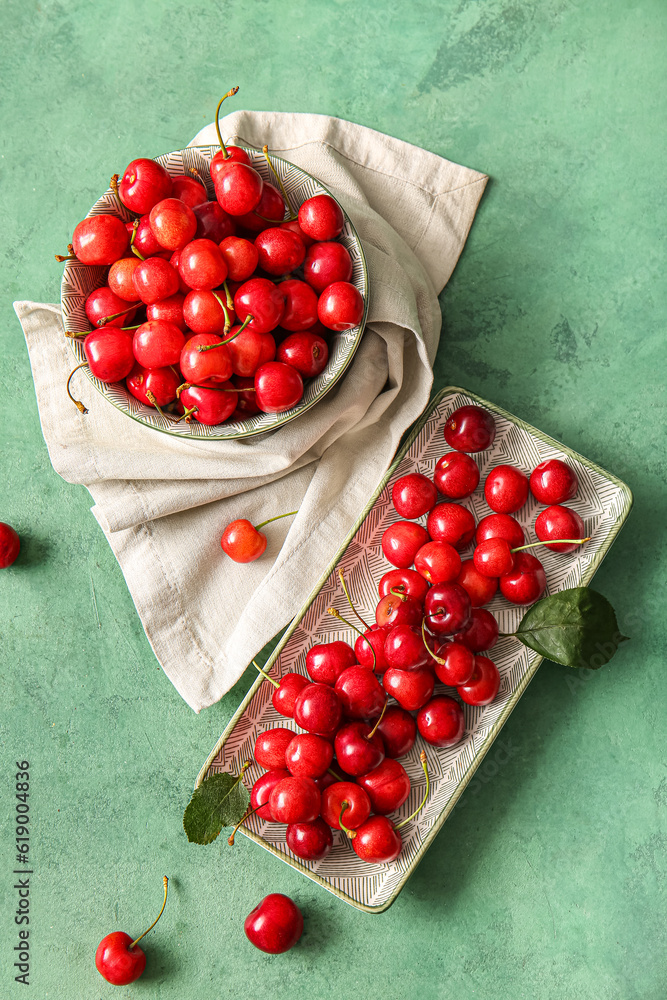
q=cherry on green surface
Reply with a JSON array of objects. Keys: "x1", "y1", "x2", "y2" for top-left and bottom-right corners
[{"x1": 95, "y1": 877, "x2": 168, "y2": 986}]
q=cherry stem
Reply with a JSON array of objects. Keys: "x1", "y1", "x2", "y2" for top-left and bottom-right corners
[
  {"x1": 128, "y1": 876, "x2": 169, "y2": 951},
  {"x1": 389, "y1": 586, "x2": 408, "y2": 603},
  {"x1": 254, "y1": 510, "x2": 298, "y2": 531},
  {"x1": 228, "y1": 802, "x2": 263, "y2": 846},
  {"x1": 174, "y1": 405, "x2": 198, "y2": 423},
  {"x1": 212, "y1": 291, "x2": 232, "y2": 334},
  {"x1": 328, "y1": 767, "x2": 344, "y2": 782},
  {"x1": 337, "y1": 568, "x2": 370, "y2": 630},
  {"x1": 196, "y1": 314, "x2": 253, "y2": 351},
  {"x1": 261, "y1": 144, "x2": 297, "y2": 220},
  {"x1": 222, "y1": 280, "x2": 234, "y2": 310},
  {"x1": 252, "y1": 659, "x2": 279, "y2": 689},
  {"x1": 214, "y1": 87, "x2": 240, "y2": 157},
  {"x1": 326, "y1": 608, "x2": 377, "y2": 673},
  {"x1": 146, "y1": 390, "x2": 165, "y2": 416},
  {"x1": 66, "y1": 362, "x2": 89, "y2": 414},
  {"x1": 395, "y1": 751, "x2": 429, "y2": 831},
  {"x1": 65, "y1": 330, "x2": 87, "y2": 339},
  {"x1": 421, "y1": 618, "x2": 446, "y2": 666},
  {"x1": 97, "y1": 304, "x2": 140, "y2": 327},
  {"x1": 129, "y1": 219, "x2": 146, "y2": 260},
  {"x1": 338, "y1": 801, "x2": 357, "y2": 840},
  {"x1": 511, "y1": 538, "x2": 591, "y2": 553},
  {"x1": 366, "y1": 697, "x2": 388, "y2": 740},
  {"x1": 55, "y1": 253, "x2": 77, "y2": 262}
]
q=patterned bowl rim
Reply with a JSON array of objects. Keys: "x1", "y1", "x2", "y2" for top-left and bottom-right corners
[
  {"x1": 61, "y1": 144, "x2": 369, "y2": 440},
  {"x1": 195, "y1": 385, "x2": 633, "y2": 912}
]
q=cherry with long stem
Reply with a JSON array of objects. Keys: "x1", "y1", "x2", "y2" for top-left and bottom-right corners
[
  {"x1": 338, "y1": 801, "x2": 358, "y2": 840},
  {"x1": 214, "y1": 87, "x2": 240, "y2": 159},
  {"x1": 97, "y1": 304, "x2": 141, "y2": 327},
  {"x1": 129, "y1": 876, "x2": 169, "y2": 951},
  {"x1": 326, "y1": 607, "x2": 377, "y2": 672},
  {"x1": 66, "y1": 362, "x2": 89, "y2": 413},
  {"x1": 196, "y1": 314, "x2": 253, "y2": 351},
  {"x1": 394, "y1": 751, "x2": 429, "y2": 831},
  {"x1": 338, "y1": 567, "x2": 370, "y2": 630}
]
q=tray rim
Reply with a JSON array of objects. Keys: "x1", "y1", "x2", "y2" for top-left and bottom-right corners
[{"x1": 195, "y1": 384, "x2": 634, "y2": 912}]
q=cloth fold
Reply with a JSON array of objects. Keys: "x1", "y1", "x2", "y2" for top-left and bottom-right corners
[{"x1": 15, "y1": 110, "x2": 486, "y2": 711}]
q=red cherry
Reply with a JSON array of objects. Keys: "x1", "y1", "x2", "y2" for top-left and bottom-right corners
[
  {"x1": 334, "y1": 722, "x2": 385, "y2": 777},
  {"x1": 221, "y1": 519, "x2": 267, "y2": 562},
  {"x1": 226, "y1": 325, "x2": 276, "y2": 378},
  {"x1": 298, "y1": 194, "x2": 345, "y2": 241},
  {"x1": 414, "y1": 540, "x2": 461, "y2": 585},
  {"x1": 251, "y1": 769, "x2": 290, "y2": 820},
  {"x1": 178, "y1": 382, "x2": 237, "y2": 425},
  {"x1": 484, "y1": 465, "x2": 529, "y2": 514},
  {"x1": 456, "y1": 559, "x2": 498, "y2": 607},
  {"x1": 0, "y1": 523, "x2": 20, "y2": 568},
  {"x1": 303, "y1": 241, "x2": 353, "y2": 293},
  {"x1": 210, "y1": 147, "x2": 252, "y2": 185},
  {"x1": 432, "y1": 640, "x2": 475, "y2": 686},
  {"x1": 149, "y1": 198, "x2": 197, "y2": 251},
  {"x1": 499, "y1": 552, "x2": 546, "y2": 605},
  {"x1": 352, "y1": 815, "x2": 402, "y2": 864},
  {"x1": 280, "y1": 218, "x2": 315, "y2": 247},
  {"x1": 277, "y1": 331, "x2": 328, "y2": 377},
  {"x1": 180, "y1": 333, "x2": 233, "y2": 384},
  {"x1": 294, "y1": 683, "x2": 343, "y2": 738},
  {"x1": 376, "y1": 706, "x2": 417, "y2": 758},
  {"x1": 306, "y1": 641, "x2": 357, "y2": 685},
  {"x1": 278, "y1": 279, "x2": 319, "y2": 332},
  {"x1": 381, "y1": 521, "x2": 430, "y2": 568},
  {"x1": 321, "y1": 782, "x2": 371, "y2": 829},
  {"x1": 183, "y1": 290, "x2": 232, "y2": 335},
  {"x1": 171, "y1": 174, "x2": 207, "y2": 209},
  {"x1": 95, "y1": 877, "x2": 169, "y2": 985},
  {"x1": 118, "y1": 158, "x2": 172, "y2": 214},
  {"x1": 244, "y1": 894, "x2": 303, "y2": 955},
  {"x1": 254, "y1": 727, "x2": 295, "y2": 770},
  {"x1": 193, "y1": 200, "x2": 236, "y2": 243},
  {"x1": 354, "y1": 625, "x2": 390, "y2": 672},
  {"x1": 219, "y1": 236, "x2": 259, "y2": 281},
  {"x1": 378, "y1": 568, "x2": 429, "y2": 604},
  {"x1": 473, "y1": 537, "x2": 514, "y2": 577},
  {"x1": 84, "y1": 329, "x2": 135, "y2": 382},
  {"x1": 85, "y1": 286, "x2": 137, "y2": 329},
  {"x1": 382, "y1": 666, "x2": 434, "y2": 711},
  {"x1": 285, "y1": 733, "x2": 334, "y2": 779},
  {"x1": 427, "y1": 503, "x2": 476, "y2": 549},
  {"x1": 317, "y1": 281, "x2": 364, "y2": 331},
  {"x1": 132, "y1": 320, "x2": 185, "y2": 369},
  {"x1": 108, "y1": 257, "x2": 144, "y2": 302},
  {"x1": 269, "y1": 674, "x2": 309, "y2": 718},
  {"x1": 444, "y1": 405, "x2": 496, "y2": 453},
  {"x1": 126, "y1": 364, "x2": 181, "y2": 408},
  {"x1": 269, "y1": 776, "x2": 321, "y2": 824},
  {"x1": 384, "y1": 624, "x2": 431, "y2": 671},
  {"x1": 535, "y1": 505, "x2": 586, "y2": 553},
  {"x1": 475, "y1": 513, "x2": 525, "y2": 549},
  {"x1": 334, "y1": 666, "x2": 385, "y2": 720},
  {"x1": 452, "y1": 608, "x2": 499, "y2": 652},
  {"x1": 375, "y1": 592, "x2": 422, "y2": 629},
  {"x1": 433, "y1": 452, "x2": 480, "y2": 499},
  {"x1": 215, "y1": 162, "x2": 264, "y2": 216},
  {"x1": 147, "y1": 293, "x2": 187, "y2": 331},
  {"x1": 177, "y1": 239, "x2": 227, "y2": 290},
  {"x1": 286, "y1": 818, "x2": 333, "y2": 861},
  {"x1": 255, "y1": 362, "x2": 303, "y2": 413},
  {"x1": 417, "y1": 696, "x2": 465, "y2": 747},
  {"x1": 72, "y1": 215, "x2": 129, "y2": 265},
  {"x1": 357, "y1": 758, "x2": 411, "y2": 815},
  {"x1": 530, "y1": 459, "x2": 578, "y2": 505},
  {"x1": 236, "y1": 182, "x2": 286, "y2": 232},
  {"x1": 132, "y1": 257, "x2": 180, "y2": 305},
  {"x1": 457, "y1": 655, "x2": 500, "y2": 705},
  {"x1": 424, "y1": 582, "x2": 472, "y2": 635},
  {"x1": 255, "y1": 227, "x2": 306, "y2": 276},
  {"x1": 130, "y1": 213, "x2": 170, "y2": 259},
  {"x1": 234, "y1": 278, "x2": 285, "y2": 333},
  {"x1": 392, "y1": 473, "x2": 438, "y2": 519}
]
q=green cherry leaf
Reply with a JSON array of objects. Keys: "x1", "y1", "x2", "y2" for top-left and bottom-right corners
[
  {"x1": 183, "y1": 768, "x2": 251, "y2": 845},
  {"x1": 514, "y1": 587, "x2": 629, "y2": 669}
]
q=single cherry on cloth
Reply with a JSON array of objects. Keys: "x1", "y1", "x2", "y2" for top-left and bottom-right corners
[
  {"x1": 72, "y1": 214, "x2": 129, "y2": 265},
  {"x1": 427, "y1": 503, "x2": 476, "y2": 549},
  {"x1": 392, "y1": 473, "x2": 438, "y2": 519},
  {"x1": 255, "y1": 362, "x2": 304, "y2": 413},
  {"x1": 352, "y1": 753, "x2": 430, "y2": 864},
  {"x1": 285, "y1": 733, "x2": 333, "y2": 779},
  {"x1": 277, "y1": 279, "x2": 319, "y2": 333},
  {"x1": 414, "y1": 540, "x2": 461, "y2": 585},
  {"x1": 535, "y1": 505, "x2": 587, "y2": 553},
  {"x1": 298, "y1": 194, "x2": 344, "y2": 241},
  {"x1": 254, "y1": 727, "x2": 295, "y2": 770},
  {"x1": 378, "y1": 568, "x2": 430, "y2": 604},
  {"x1": 484, "y1": 465, "x2": 529, "y2": 514},
  {"x1": 269, "y1": 776, "x2": 321, "y2": 824},
  {"x1": 431, "y1": 641, "x2": 475, "y2": 687},
  {"x1": 234, "y1": 277, "x2": 285, "y2": 333},
  {"x1": 456, "y1": 559, "x2": 498, "y2": 607},
  {"x1": 215, "y1": 162, "x2": 264, "y2": 216},
  {"x1": 126, "y1": 364, "x2": 181, "y2": 408},
  {"x1": 85, "y1": 285, "x2": 137, "y2": 329},
  {"x1": 0, "y1": 523, "x2": 20, "y2": 568},
  {"x1": 334, "y1": 666, "x2": 385, "y2": 720},
  {"x1": 84, "y1": 329, "x2": 135, "y2": 383},
  {"x1": 457, "y1": 655, "x2": 500, "y2": 706},
  {"x1": 294, "y1": 682, "x2": 343, "y2": 738},
  {"x1": 383, "y1": 666, "x2": 434, "y2": 711},
  {"x1": 95, "y1": 877, "x2": 169, "y2": 986},
  {"x1": 434, "y1": 452, "x2": 480, "y2": 499},
  {"x1": 381, "y1": 521, "x2": 430, "y2": 569},
  {"x1": 306, "y1": 641, "x2": 357, "y2": 685},
  {"x1": 149, "y1": 197, "x2": 197, "y2": 251},
  {"x1": 253, "y1": 662, "x2": 309, "y2": 718},
  {"x1": 244, "y1": 893, "x2": 303, "y2": 955},
  {"x1": 499, "y1": 552, "x2": 546, "y2": 605},
  {"x1": 251, "y1": 769, "x2": 289, "y2": 820},
  {"x1": 118, "y1": 158, "x2": 172, "y2": 214},
  {"x1": 376, "y1": 706, "x2": 417, "y2": 758},
  {"x1": 384, "y1": 624, "x2": 432, "y2": 671},
  {"x1": 444, "y1": 404, "x2": 496, "y2": 453},
  {"x1": 334, "y1": 720, "x2": 385, "y2": 776},
  {"x1": 475, "y1": 512, "x2": 525, "y2": 549},
  {"x1": 417, "y1": 696, "x2": 465, "y2": 747},
  {"x1": 277, "y1": 331, "x2": 328, "y2": 377},
  {"x1": 255, "y1": 227, "x2": 306, "y2": 276},
  {"x1": 318, "y1": 281, "x2": 364, "y2": 332},
  {"x1": 132, "y1": 320, "x2": 185, "y2": 369},
  {"x1": 424, "y1": 582, "x2": 472, "y2": 636},
  {"x1": 452, "y1": 607, "x2": 499, "y2": 652},
  {"x1": 286, "y1": 818, "x2": 333, "y2": 861},
  {"x1": 132, "y1": 257, "x2": 180, "y2": 305},
  {"x1": 221, "y1": 510, "x2": 297, "y2": 563},
  {"x1": 303, "y1": 241, "x2": 353, "y2": 292},
  {"x1": 321, "y1": 782, "x2": 371, "y2": 830},
  {"x1": 530, "y1": 459, "x2": 578, "y2": 505}
]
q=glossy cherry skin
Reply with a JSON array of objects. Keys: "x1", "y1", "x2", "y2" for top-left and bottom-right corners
[
  {"x1": 318, "y1": 281, "x2": 364, "y2": 331},
  {"x1": 376, "y1": 706, "x2": 417, "y2": 758},
  {"x1": 499, "y1": 552, "x2": 546, "y2": 605},
  {"x1": 219, "y1": 236, "x2": 259, "y2": 281},
  {"x1": 85, "y1": 285, "x2": 137, "y2": 328},
  {"x1": 375, "y1": 592, "x2": 422, "y2": 629},
  {"x1": 255, "y1": 362, "x2": 303, "y2": 413},
  {"x1": 95, "y1": 931, "x2": 146, "y2": 985},
  {"x1": 294, "y1": 683, "x2": 343, "y2": 738},
  {"x1": 131, "y1": 213, "x2": 170, "y2": 258},
  {"x1": 180, "y1": 333, "x2": 233, "y2": 384},
  {"x1": 221, "y1": 519, "x2": 267, "y2": 562},
  {"x1": 352, "y1": 815, "x2": 402, "y2": 864},
  {"x1": 244, "y1": 894, "x2": 303, "y2": 954},
  {"x1": 384, "y1": 625, "x2": 431, "y2": 671},
  {"x1": 414, "y1": 540, "x2": 461, "y2": 585},
  {"x1": 392, "y1": 473, "x2": 438, "y2": 519},
  {"x1": 303, "y1": 241, "x2": 353, "y2": 293},
  {"x1": 215, "y1": 162, "x2": 263, "y2": 216},
  {"x1": 210, "y1": 146, "x2": 252, "y2": 184},
  {"x1": 179, "y1": 382, "x2": 238, "y2": 425},
  {"x1": 321, "y1": 782, "x2": 371, "y2": 829},
  {"x1": 452, "y1": 608, "x2": 499, "y2": 652},
  {"x1": 434, "y1": 452, "x2": 480, "y2": 499},
  {"x1": 424, "y1": 582, "x2": 472, "y2": 635},
  {"x1": 147, "y1": 292, "x2": 187, "y2": 331},
  {"x1": 298, "y1": 194, "x2": 345, "y2": 241},
  {"x1": 251, "y1": 769, "x2": 290, "y2": 820},
  {"x1": 355, "y1": 625, "x2": 390, "y2": 672},
  {"x1": 254, "y1": 727, "x2": 295, "y2": 770},
  {"x1": 226, "y1": 325, "x2": 276, "y2": 378},
  {"x1": 108, "y1": 256, "x2": 144, "y2": 301},
  {"x1": 132, "y1": 320, "x2": 185, "y2": 368},
  {"x1": 473, "y1": 537, "x2": 514, "y2": 577},
  {"x1": 72, "y1": 214, "x2": 129, "y2": 265},
  {"x1": 286, "y1": 818, "x2": 333, "y2": 861},
  {"x1": 484, "y1": 465, "x2": 529, "y2": 514},
  {"x1": 183, "y1": 289, "x2": 231, "y2": 335},
  {"x1": 0, "y1": 523, "x2": 20, "y2": 568},
  {"x1": 126, "y1": 364, "x2": 181, "y2": 408},
  {"x1": 271, "y1": 674, "x2": 309, "y2": 718},
  {"x1": 277, "y1": 331, "x2": 328, "y2": 377},
  {"x1": 237, "y1": 182, "x2": 285, "y2": 232},
  {"x1": 432, "y1": 641, "x2": 475, "y2": 687},
  {"x1": 427, "y1": 503, "x2": 476, "y2": 549},
  {"x1": 457, "y1": 655, "x2": 500, "y2": 705},
  {"x1": 357, "y1": 758, "x2": 411, "y2": 815},
  {"x1": 381, "y1": 521, "x2": 430, "y2": 569},
  {"x1": 378, "y1": 568, "x2": 430, "y2": 604},
  {"x1": 475, "y1": 512, "x2": 525, "y2": 549},
  {"x1": 119, "y1": 157, "x2": 172, "y2": 214},
  {"x1": 334, "y1": 667, "x2": 385, "y2": 720},
  {"x1": 530, "y1": 459, "x2": 578, "y2": 505},
  {"x1": 334, "y1": 722, "x2": 385, "y2": 777},
  {"x1": 132, "y1": 257, "x2": 180, "y2": 304},
  {"x1": 456, "y1": 559, "x2": 498, "y2": 607},
  {"x1": 84, "y1": 329, "x2": 135, "y2": 382},
  {"x1": 255, "y1": 227, "x2": 306, "y2": 276},
  {"x1": 171, "y1": 173, "x2": 207, "y2": 208},
  {"x1": 383, "y1": 667, "x2": 434, "y2": 711},
  {"x1": 285, "y1": 733, "x2": 333, "y2": 779},
  {"x1": 444, "y1": 405, "x2": 496, "y2": 453},
  {"x1": 278, "y1": 279, "x2": 319, "y2": 332},
  {"x1": 193, "y1": 200, "x2": 236, "y2": 243},
  {"x1": 234, "y1": 278, "x2": 285, "y2": 333},
  {"x1": 280, "y1": 218, "x2": 315, "y2": 246},
  {"x1": 269, "y1": 776, "x2": 321, "y2": 824},
  {"x1": 306, "y1": 641, "x2": 357, "y2": 685},
  {"x1": 149, "y1": 197, "x2": 197, "y2": 251},
  {"x1": 177, "y1": 239, "x2": 227, "y2": 290},
  {"x1": 535, "y1": 505, "x2": 586, "y2": 552},
  {"x1": 417, "y1": 696, "x2": 465, "y2": 747}
]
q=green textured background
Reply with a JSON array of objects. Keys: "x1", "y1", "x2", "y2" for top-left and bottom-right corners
[{"x1": 1, "y1": 1, "x2": 665, "y2": 997}]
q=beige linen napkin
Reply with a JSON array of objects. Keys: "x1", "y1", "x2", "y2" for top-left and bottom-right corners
[{"x1": 15, "y1": 111, "x2": 487, "y2": 711}]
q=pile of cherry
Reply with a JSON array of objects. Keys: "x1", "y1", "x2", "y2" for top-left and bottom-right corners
[
  {"x1": 238, "y1": 403, "x2": 588, "y2": 866},
  {"x1": 64, "y1": 146, "x2": 363, "y2": 424}
]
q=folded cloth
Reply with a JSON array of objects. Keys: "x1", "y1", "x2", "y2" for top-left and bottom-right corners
[{"x1": 15, "y1": 110, "x2": 487, "y2": 711}]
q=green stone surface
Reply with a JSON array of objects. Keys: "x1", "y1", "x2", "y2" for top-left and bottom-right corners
[{"x1": 1, "y1": 1, "x2": 665, "y2": 997}]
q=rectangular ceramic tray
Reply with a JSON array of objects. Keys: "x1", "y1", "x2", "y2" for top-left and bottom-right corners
[{"x1": 196, "y1": 387, "x2": 632, "y2": 913}]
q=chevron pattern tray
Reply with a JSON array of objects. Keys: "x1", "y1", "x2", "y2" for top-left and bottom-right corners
[
  {"x1": 60, "y1": 145, "x2": 368, "y2": 440},
  {"x1": 197, "y1": 387, "x2": 632, "y2": 912}
]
